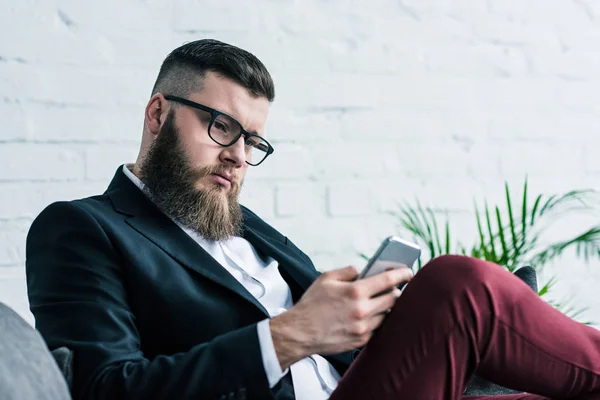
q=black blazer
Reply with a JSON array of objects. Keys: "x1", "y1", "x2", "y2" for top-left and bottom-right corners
[{"x1": 25, "y1": 166, "x2": 353, "y2": 400}]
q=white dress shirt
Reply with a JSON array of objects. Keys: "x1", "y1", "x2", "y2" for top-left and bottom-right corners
[{"x1": 122, "y1": 164, "x2": 341, "y2": 399}]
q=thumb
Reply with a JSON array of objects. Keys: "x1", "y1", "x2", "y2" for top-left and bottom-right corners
[{"x1": 324, "y1": 265, "x2": 359, "y2": 282}]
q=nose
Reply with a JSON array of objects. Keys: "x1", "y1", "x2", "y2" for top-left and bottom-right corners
[{"x1": 219, "y1": 135, "x2": 246, "y2": 168}]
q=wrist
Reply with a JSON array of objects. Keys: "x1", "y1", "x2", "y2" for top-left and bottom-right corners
[{"x1": 269, "y1": 311, "x2": 310, "y2": 371}]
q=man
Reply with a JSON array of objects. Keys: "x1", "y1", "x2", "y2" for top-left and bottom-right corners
[{"x1": 25, "y1": 39, "x2": 600, "y2": 400}]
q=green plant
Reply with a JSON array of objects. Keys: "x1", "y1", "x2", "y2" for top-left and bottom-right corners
[{"x1": 392, "y1": 179, "x2": 600, "y2": 324}]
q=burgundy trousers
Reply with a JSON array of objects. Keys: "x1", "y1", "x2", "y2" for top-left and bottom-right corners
[{"x1": 329, "y1": 255, "x2": 600, "y2": 400}]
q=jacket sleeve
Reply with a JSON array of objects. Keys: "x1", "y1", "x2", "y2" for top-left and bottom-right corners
[{"x1": 25, "y1": 201, "x2": 274, "y2": 400}]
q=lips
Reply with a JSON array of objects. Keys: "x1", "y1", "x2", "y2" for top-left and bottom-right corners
[{"x1": 212, "y1": 172, "x2": 232, "y2": 183}]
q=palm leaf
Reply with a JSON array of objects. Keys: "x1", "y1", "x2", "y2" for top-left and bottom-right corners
[
  {"x1": 444, "y1": 219, "x2": 451, "y2": 254},
  {"x1": 537, "y1": 276, "x2": 555, "y2": 297},
  {"x1": 395, "y1": 202, "x2": 447, "y2": 260},
  {"x1": 530, "y1": 194, "x2": 543, "y2": 226},
  {"x1": 474, "y1": 205, "x2": 491, "y2": 260},
  {"x1": 484, "y1": 202, "x2": 498, "y2": 262},
  {"x1": 495, "y1": 205, "x2": 510, "y2": 267},
  {"x1": 521, "y1": 178, "x2": 528, "y2": 249},
  {"x1": 530, "y1": 226, "x2": 600, "y2": 267},
  {"x1": 427, "y1": 208, "x2": 443, "y2": 255},
  {"x1": 505, "y1": 182, "x2": 519, "y2": 258},
  {"x1": 392, "y1": 180, "x2": 600, "y2": 324}
]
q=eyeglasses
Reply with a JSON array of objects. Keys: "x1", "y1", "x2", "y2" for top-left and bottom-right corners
[{"x1": 163, "y1": 95, "x2": 274, "y2": 166}]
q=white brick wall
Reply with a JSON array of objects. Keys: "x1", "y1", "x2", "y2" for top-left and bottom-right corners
[{"x1": 2, "y1": 0, "x2": 600, "y2": 326}]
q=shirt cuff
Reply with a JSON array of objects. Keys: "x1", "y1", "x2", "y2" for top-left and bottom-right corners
[{"x1": 257, "y1": 318, "x2": 289, "y2": 388}]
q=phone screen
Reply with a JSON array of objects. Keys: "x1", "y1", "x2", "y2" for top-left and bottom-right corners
[{"x1": 358, "y1": 237, "x2": 421, "y2": 280}]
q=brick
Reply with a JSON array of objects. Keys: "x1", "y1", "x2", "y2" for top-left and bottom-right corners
[
  {"x1": 424, "y1": 45, "x2": 529, "y2": 79},
  {"x1": 265, "y1": 106, "x2": 344, "y2": 144},
  {"x1": 474, "y1": 80, "x2": 560, "y2": 111},
  {"x1": 311, "y1": 143, "x2": 397, "y2": 180},
  {"x1": 0, "y1": 219, "x2": 31, "y2": 266},
  {"x1": 397, "y1": 0, "x2": 489, "y2": 16},
  {"x1": 487, "y1": 112, "x2": 600, "y2": 142},
  {"x1": 238, "y1": 180, "x2": 276, "y2": 220},
  {"x1": 469, "y1": 18, "x2": 558, "y2": 47},
  {"x1": 0, "y1": 266, "x2": 25, "y2": 280},
  {"x1": 557, "y1": 81, "x2": 600, "y2": 112},
  {"x1": 0, "y1": 102, "x2": 31, "y2": 141},
  {"x1": 0, "y1": 181, "x2": 108, "y2": 219},
  {"x1": 275, "y1": 73, "x2": 378, "y2": 110},
  {"x1": 26, "y1": 105, "x2": 141, "y2": 143},
  {"x1": 56, "y1": 0, "x2": 171, "y2": 35},
  {"x1": 487, "y1": 0, "x2": 591, "y2": 25},
  {"x1": 249, "y1": 144, "x2": 312, "y2": 180},
  {"x1": 173, "y1": 0, "x2": 259, "y2": 32},
  {"x1": 326, "y1": 38, "x2": 428, "y2": 76},
  {"x1": 260, "y1": 36, "x2": 335, "y2": 76},
  {"x1": 270, "y1": 215, "x2": 396, "y2": 258},
  {"x1": 275, "y1": 182, "x2": 327, "y2": 218},
  {"x1": 0, "y1": 144, "x2": 84, "y2": 181},
  {"x1": 532, "y1": 49, "x2": 600, "y2": 81},
  {"x1": 583, "y1": 149, "x2": 600, "y2": 174},
  {"x1": 338, "y1": 110, "x2": 488, "y2": 143},
  {"x1": 0, "y1": 63, "x2": 155, "y2": 108},
  {"x1": 327, "y1": 182, "x2": 376, "y2": 217},
  {"x1": 375, "y1": 175, "x2": 501, "y2": 214},
  {"x1": 376, "y1": 78, "x2": 479, "y2": 111},
  {"x1": 0, "y1": 272, "x2": 33, "y2": 325},
  {"x1": 85, "y1": 145, "x2": 139, "y2": 181},
  {"x1": 496, "y1": 140, "x2": 585, "y2": 176}
]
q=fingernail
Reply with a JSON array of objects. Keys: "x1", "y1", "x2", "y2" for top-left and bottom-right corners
[{"x1": 393, "y1": 288, "x2": 402, "y2": 298}]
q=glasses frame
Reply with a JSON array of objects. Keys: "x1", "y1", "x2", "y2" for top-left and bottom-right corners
[{"x1": 163, "y1": 94, "x2": 275, "y2": 166}]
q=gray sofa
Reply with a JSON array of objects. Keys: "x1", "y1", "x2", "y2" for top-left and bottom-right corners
[
  {"x1": 0, "y1": 266, "x2": 537, "y2": 399},
  {"x1": 0, "y1": 302, "x2": 70, "y2": 400}
]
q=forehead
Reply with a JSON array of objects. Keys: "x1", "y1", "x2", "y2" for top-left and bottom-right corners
[{"x1": 186, "y1": 72, "x2": 270, "y2": 135}]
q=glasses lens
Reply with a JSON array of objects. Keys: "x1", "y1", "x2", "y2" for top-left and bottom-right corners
[
  {"x1": 245, "y1": 135, "x2": 270, "y2": 166},
  {"x1": 209, "y1": 114, "x2": 242, "y2": 145}
]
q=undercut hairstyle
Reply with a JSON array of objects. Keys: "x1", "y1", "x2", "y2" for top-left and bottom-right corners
[{"x1": 151, "y1": 39, "x2": 275, "y2": 102}]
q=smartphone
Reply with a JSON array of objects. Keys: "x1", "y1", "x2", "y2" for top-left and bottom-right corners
[{"x1": 357, "y1": 236, "x2": 421, "y2": 280}]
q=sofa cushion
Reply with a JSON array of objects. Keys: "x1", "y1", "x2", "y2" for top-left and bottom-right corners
[{"x1": 0, "y1": 303, "x2": 71, "y2": 400}]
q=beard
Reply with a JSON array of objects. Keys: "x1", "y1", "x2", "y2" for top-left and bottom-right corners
[{"x1": 138, "y1": 110, "x2": 243, "y2": 241}]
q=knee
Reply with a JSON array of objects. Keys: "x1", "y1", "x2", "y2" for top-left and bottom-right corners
[{"x1": 408, "y1": 255, "x2": 500, "y2": 296}]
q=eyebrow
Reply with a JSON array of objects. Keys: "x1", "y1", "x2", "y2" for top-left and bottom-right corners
[{"x1": 217, "y1": 109, "x2": 261, "y2": 137}]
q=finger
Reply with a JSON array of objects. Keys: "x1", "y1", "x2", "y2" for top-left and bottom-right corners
[
  {"x1": 358, "y1": 267, "x2": 413, "y2": 297},
  {"x1": 366, "y1": 313, "x2": 386, "y2": 333},
  {"x1": 366, "y1": 288, "x2": 402, "y2": 316},
  {"x1": 323, "y1": 265, "x2": 359, "y2": 282}
]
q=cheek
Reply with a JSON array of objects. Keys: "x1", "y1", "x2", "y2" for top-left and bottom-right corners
[
  {"x1": 182, "y1": 136, "x2": 222, "y2": 167},
  {"x1": 176, "y1": 116, "x2": 221, "y2": 164},
  {"x1": 238, "y1": 165, "x2": 249, "y2": 181}
]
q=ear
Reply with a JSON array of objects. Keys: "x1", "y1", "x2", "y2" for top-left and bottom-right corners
[{"x1": 144, "y1": 93, "x2": 169, "y2": 136}]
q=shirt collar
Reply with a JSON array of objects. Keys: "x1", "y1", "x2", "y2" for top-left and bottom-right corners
[{"x1": 122, "y1": 163, "x2": 145, "y2": 191}]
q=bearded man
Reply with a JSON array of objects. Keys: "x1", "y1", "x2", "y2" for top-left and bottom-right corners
[{"x1": 26, "y1": 39, "x2": 600, "y2": 400}]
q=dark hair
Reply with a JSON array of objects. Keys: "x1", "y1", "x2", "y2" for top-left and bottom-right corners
[{"x1": 151, "y1": 39, "x2": 275, "y2": 102}]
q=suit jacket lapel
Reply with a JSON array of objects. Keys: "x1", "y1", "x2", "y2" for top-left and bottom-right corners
[
  {"x1": 106, "y1": 167, "x2": 270, "y2": 316},
  {"x1": 242, "y1": 218, "x2": 319, "y2": 294},
  {"x1": 127, "y1": 215, "x2": 270, "y2": 316}
]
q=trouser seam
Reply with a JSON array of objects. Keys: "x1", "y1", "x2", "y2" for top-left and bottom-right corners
[{"x1": 495, "y1": 317, "x2": 600, "y2": 377}]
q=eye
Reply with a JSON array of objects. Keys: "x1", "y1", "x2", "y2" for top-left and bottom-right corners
[
  {"x1": 213, "y1": 120, "x2": 229, "y2": 133},
  {"x1": 244, "y1": 136, "x2": 260, "y2": 147}
]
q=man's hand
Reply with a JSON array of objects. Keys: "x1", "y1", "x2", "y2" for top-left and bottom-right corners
[{"x1": 269, "y1": 264, "x2": 413, "y2": 370}]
